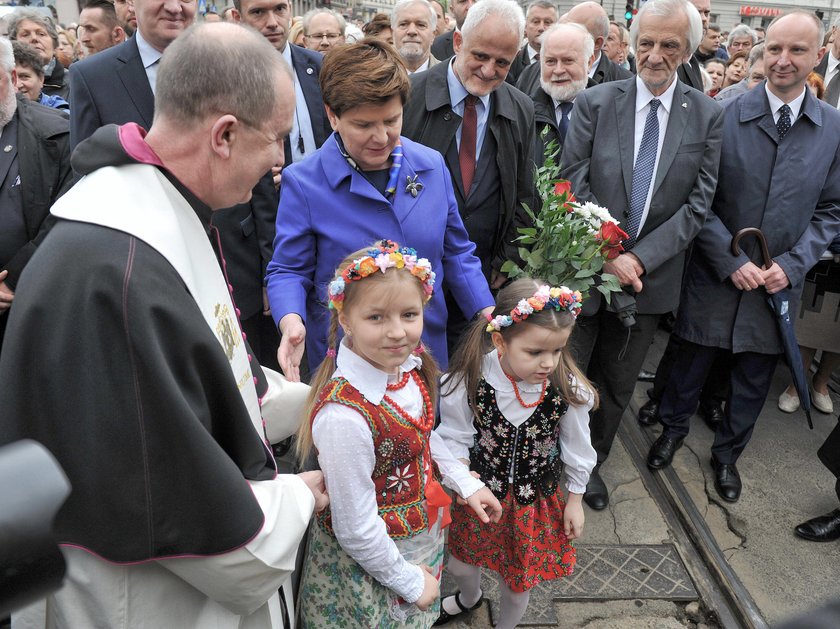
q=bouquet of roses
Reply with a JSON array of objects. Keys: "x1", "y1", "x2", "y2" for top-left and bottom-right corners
[{"x1": 501, "y1": 147, "x2": 627, "y2": 303}]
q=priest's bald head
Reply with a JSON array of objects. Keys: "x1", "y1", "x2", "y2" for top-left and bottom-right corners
[{"x1": 145, "y1": 22, "x2": 293, "y2": 210}]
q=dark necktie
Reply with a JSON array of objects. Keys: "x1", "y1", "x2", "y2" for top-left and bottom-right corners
[
  {"x1": 826, "y1": 66, "x2": 840, "y2": 108},
  {"x1": 557, "y1": 101, "x2": 573, "y2": 143},
  {"x1": 625, "y1": 99, "x2": 660, "y2": 250},
  {"x1": 777, "y1": 104, "x2": 792, "y2": 141},
  {"x1": 459, "y1": 95, "x2": 478, "y2": 196}
]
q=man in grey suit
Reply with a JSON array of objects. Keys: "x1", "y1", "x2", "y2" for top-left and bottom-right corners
[
  {"x1": 561, "y1": 0, "x2": 724, "y2": 510},
  {"x1": 649, "y1": 11, "x2": 840, "y2": 503}
]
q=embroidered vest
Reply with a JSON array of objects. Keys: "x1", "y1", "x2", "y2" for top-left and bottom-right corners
[
  {"x1": 313, "y1": 378, "x2": 430, "y2": 540},
  {"x1": 469, "y1": 379, "x2": 569, "y2": 505}
]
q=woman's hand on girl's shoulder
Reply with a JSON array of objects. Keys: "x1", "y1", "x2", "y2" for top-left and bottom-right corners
[{"x1": 465, "y1": 487, "x2": 503, "y2": 524}]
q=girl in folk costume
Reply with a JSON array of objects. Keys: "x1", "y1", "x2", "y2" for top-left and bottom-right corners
[
  {"x1": 435, "y1": 278, "x2": 598, "y2": 629},
  {"x1": 297, "y1": 240, "x2": 503, "y2": 628}
]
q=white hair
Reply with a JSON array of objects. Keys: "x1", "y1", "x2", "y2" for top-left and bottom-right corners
[
  {"x1": 461, "y1": 0, "x2": 525, "y2": 42},
  {"x1": 391, "y1": 0, "x2": 437, "y2": 31},
  {"x1": 539, "y1": 22, "x2": 594, "y2": 61},
  {"x1": 630, "y1": 0, "x2": 703, "y2": 55},
  {"x1": 727, "y1": 24, "x2": 757, "y2": 47},
  {"x1": 0, "y1": 36, "x2": 13, "y2": 73},
  {"x1": 302, "y1": 8, "x2": 346, "y2": 35}
]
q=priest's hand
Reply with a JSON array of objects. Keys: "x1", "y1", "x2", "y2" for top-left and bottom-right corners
[
  {"x1": 414, "y1": 565, "x2": 440, "y2": 611},
  {"x1": 0, "y1": 270, "x2": 13, "y2": 313},
  {"x1": 730, "y1": 261, "x2": 765, "y2": 291},
  {"x1": 278, "y1": 314, "x2": 306, "y2": 382},
  {"x1": 761, "y1": 262, "x2": 790, "y2": 295},
  {"x1": 298, "y1": 470, "x2": 329, "y2": 513}
]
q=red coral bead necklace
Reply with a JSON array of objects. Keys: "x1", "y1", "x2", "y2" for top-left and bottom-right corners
[{"x1": 499, "y1": 354, "x2": 547, "y2": 408}]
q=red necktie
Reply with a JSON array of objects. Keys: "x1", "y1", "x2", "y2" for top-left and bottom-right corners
[{"x1": 459, "y1": 95, "x2": 478, "y2": 196}]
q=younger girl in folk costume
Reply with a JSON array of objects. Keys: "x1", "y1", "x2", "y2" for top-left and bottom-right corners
[
  {"x1": 435, "y1": 278, "x2": 598, "y2": 629},
  {"x1": 297, "y1": 240, "x2": 502, "y2": 628}
]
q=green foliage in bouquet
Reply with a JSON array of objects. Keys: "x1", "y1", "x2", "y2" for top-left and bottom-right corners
[{"x1": 501, "y1": 143, "x2": 626, "y2": 303}]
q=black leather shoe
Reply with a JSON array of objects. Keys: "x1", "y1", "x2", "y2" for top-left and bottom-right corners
[
  {"x1": 434, "y1": 592, "x2": 482, "y2": 626},
  {"x1": 794, "y1": 509, "x2": 840, "y2": 542},
  {"x1": 711, "y1": 457, "x2": 741, "y2": 502},
  {"x1": 647, "y1": 433, "x2": 684, "y2": 470},
  {"x1": 584, "y1": 466, "x2": 609, "y2": 510},
  {"x1": 638, "y1": 398, "x2": 660, "y2": 426},
  {"x1": 698, "y1": 401, "x2": 724, "y2": 429}
]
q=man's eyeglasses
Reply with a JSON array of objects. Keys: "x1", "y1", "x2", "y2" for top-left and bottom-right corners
[{"x1": 306, "y1": 32, "x2": 341, "y2": 41}]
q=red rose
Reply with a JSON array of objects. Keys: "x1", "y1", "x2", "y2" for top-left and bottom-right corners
[
  {"x1": 553, "y1": 180, "x2": 576, "y2": 203},
  {"x1": 598, "y1": 222, "x2": 628, "y2": 260}
]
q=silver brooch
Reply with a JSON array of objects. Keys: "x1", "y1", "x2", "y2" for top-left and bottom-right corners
[
  {"x1": 405, "y1": 175, "x2": 423, "y2": 198},
  {"x1": 3, "y1": 145, "x2": 11, "y2": 153}
]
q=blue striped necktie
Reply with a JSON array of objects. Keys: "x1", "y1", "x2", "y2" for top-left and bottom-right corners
[{"x1": 625, "y1": 98, "x2": 660, "y2": 250}]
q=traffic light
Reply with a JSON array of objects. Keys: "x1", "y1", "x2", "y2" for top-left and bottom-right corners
[{"x1": 624, "y1": 0, "x2": 634, "y2": 25}]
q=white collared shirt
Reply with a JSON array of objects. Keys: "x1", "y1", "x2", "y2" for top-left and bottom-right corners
[
  {"x1": 280, "y1": 44, "x2": 317, "y2": 163},
  {"x1": 552, "y1": 97, "x2": 575, "y2": 127},
  {"x1": 436, "y1": 349, "x2": 597, "y2": 495},
  {"x1": 311, "y1": 340, "x2": 483, "y2": 604},
  {"x1": 588, "y1": 52, "x2": 601, "y2": 79},
  {"x1": 135, "y1": 30, "x2": 163, "y2": 95},
  {"x1": 765, "y1": 84, "x2": 806, "y2": 127},
  {"x1": 632, "y1": 75, "x2": 678, "y2": 233},
  {"x1": 408, "y1": 56, "x2": 431, "y2": 75},
  {"x1": 526, "y1": 43, "x2": 539, "y2": 64},
  {"x1": 447, "y1": 58, "x2": 491, "y2": 161}
]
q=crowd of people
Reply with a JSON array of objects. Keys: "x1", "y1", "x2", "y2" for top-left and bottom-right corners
[{"x1": 0, "y1": 0, "x2": 839, "y2": 627}]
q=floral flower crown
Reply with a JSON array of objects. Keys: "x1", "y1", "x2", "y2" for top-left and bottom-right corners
[
  {"x1": 486, "y1": 285, "x2": 583, "y2": 332},
  {"x1": 328, "y1": 240, "x2": 436, "y2": 311}
]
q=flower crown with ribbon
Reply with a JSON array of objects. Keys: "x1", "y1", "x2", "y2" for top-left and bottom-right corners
[
  {"x1": 328, "y1": 240, "x2": 436, "y2": 311},
  {"x1": 486, "y1": 285, "x2": 583, "y2": 332}
]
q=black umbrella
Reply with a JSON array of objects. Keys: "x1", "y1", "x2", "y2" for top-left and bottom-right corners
[{"x1": 731, "y1": 227, "x2": 813, "y2": 429}]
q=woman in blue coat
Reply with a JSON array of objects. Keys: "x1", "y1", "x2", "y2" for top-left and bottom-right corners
[{"x1": 266, "y1": 40, "x2": 493, "y2": 379}]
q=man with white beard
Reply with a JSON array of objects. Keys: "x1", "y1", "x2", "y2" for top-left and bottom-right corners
[
  {"x1": 527, "y1": 22, "x2": 595, "y2": 166},
  {"x1": 392, "y1": 0, "x2": 439, "y2": 74}
]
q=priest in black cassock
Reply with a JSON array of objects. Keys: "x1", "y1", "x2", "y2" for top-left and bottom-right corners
[{"x1": 0, "y1": 23, "x2": 326, "y2": 629}]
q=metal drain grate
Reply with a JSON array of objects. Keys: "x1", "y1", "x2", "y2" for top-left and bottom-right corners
[{"x1": 442, "y1": 544, "x2": 697, "y2": 626}]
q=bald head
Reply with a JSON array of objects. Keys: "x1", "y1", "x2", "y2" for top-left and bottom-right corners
[
  {"x1": 563, "y1": 1, "x2": 609, "y2": 48},
  {"x1": 149, "y1": 22, "x2": 294, "y2": 209},
  {"x1": 155, "y1": 22, "x2": 290, "y2": 128}
]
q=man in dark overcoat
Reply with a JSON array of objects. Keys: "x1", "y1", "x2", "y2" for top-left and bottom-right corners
[
  {"x1": 402, "y1": 0, "x2": 535, "y2": 349},
  {"x1": 649, "y1": 11, "x2": 840, "y2": 503}
]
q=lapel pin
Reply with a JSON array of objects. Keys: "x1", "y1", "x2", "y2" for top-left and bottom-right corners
[
  {"x1": 3, "y1": 145, "x2": 11, "y2": 152},
  {"x1": 306, "y1": 67, "x2": 314, "y2": 75},
  {"x1": 405, "y1": 175, "x2": 423, "y2": 198},
  {"x1": 681, "y1": 102, "x2": 687, "y2": 109}
]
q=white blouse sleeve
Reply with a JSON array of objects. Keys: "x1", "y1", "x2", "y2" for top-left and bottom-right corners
[
  {"x1": 559, "y1": 382, "x2": 598, "y2": 494},
  {"x1": 430, "y1": 431, "x2": 484, "y2": 499},
  {"x1": 312, "y1": 404, "x2": 424, "y2": 603},
  {"x1": 435, "y1": 376, "x2": 476, "y2": 461}
]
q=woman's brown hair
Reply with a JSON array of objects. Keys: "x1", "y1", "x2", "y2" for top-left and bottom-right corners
[
  {"x1": 296, "y1": 245, "x2": 439, "y2": 463},
  {"x1": 443, "y1": 277, "x2": 598, "y2": 411},
  {"x1": 319, "y1": 39, "x2": 410, "y2": 117}
]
